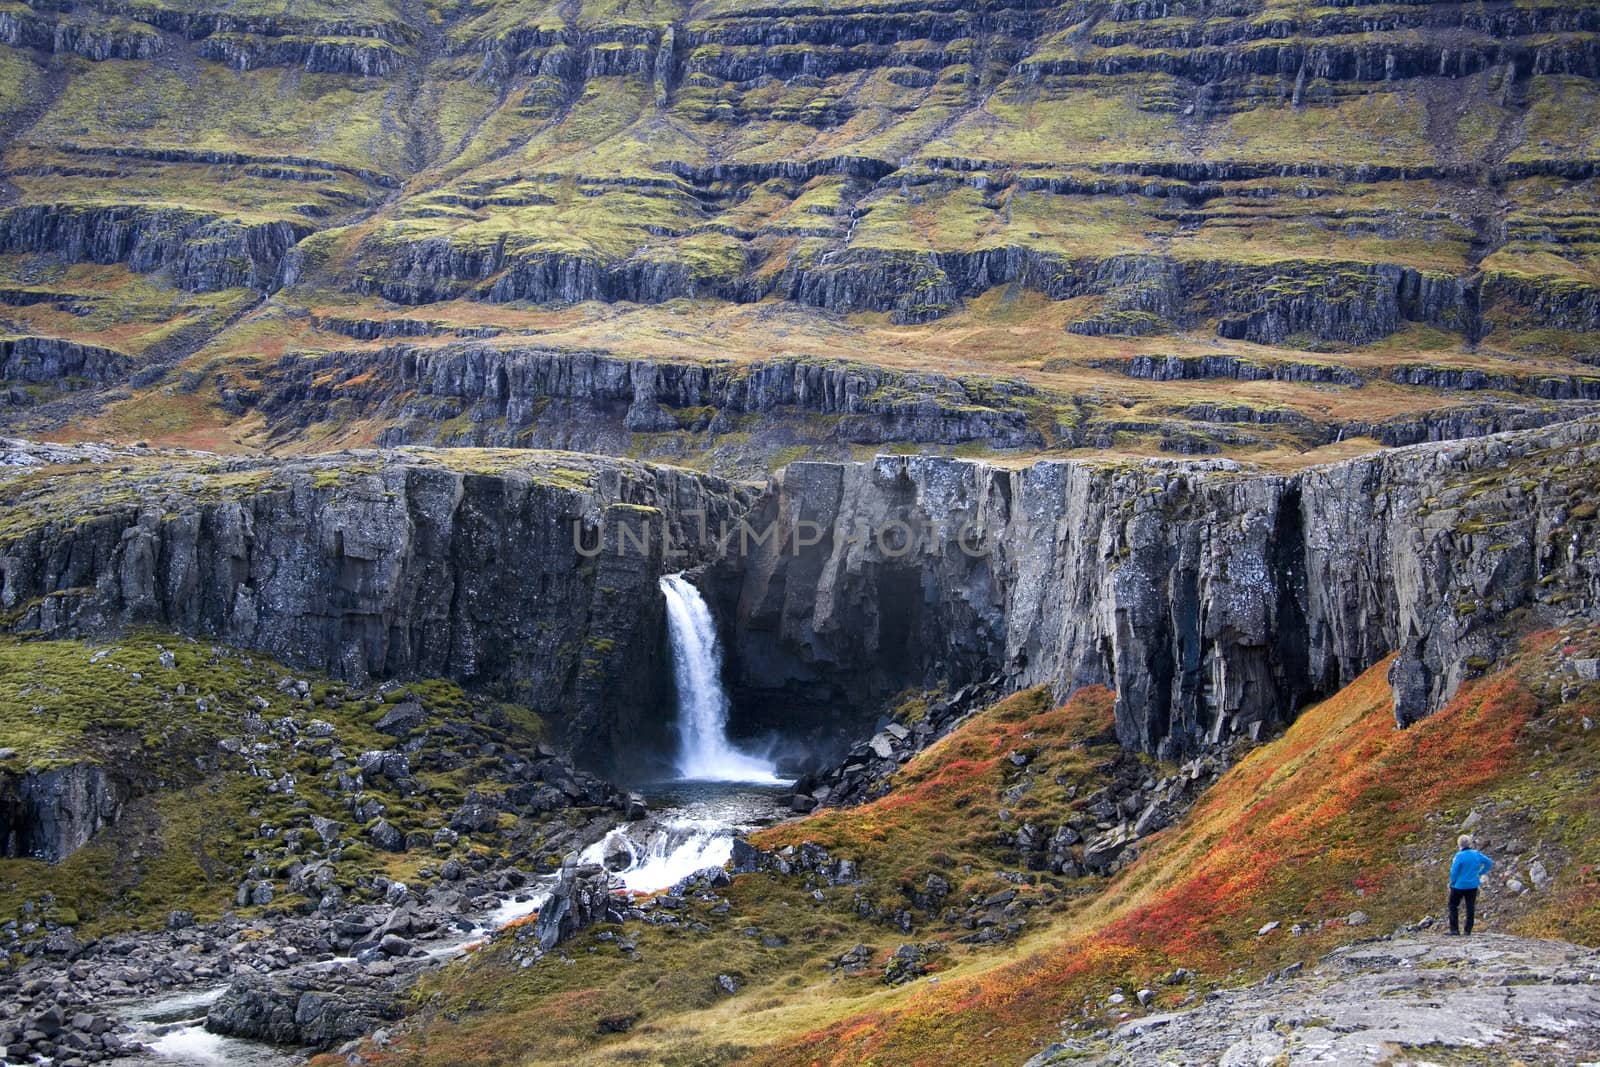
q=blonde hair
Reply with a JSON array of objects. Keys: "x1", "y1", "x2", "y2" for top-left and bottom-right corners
[{"x1": 1458, "y1": 834, "x2": 1475, "y2": 851}]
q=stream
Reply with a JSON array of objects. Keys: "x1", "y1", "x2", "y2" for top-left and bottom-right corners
[{"x1": 104, "y1": 782, "x2": 786, "y2": 1066}]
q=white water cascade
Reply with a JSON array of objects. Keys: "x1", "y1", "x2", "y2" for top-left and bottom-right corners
[
  {"x1": 660, "y1": 573, "x2": 784, "y2": 784},
  {"x1": 581, "y1": 817, "x2": 739, "y2": 893}
]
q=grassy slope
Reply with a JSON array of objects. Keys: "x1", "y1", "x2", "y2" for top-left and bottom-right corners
[
  {"x1": 0, "y1": 632, "x2": 555, "y2": 938},
  {"x1": 341, "y1": 626, "x2": 1600, "y2": 1066},
  {"x1": 743, "y1": 632, "x2": 1600, "y2": 1066}
]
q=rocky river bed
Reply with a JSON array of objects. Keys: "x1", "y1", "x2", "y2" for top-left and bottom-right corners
[
  {"x1": 1, "y1": 846, "x2": 559, "y2": 1066},
  {"x1": 2, "y1": 785, "x2": 791, "y2": 1067}
]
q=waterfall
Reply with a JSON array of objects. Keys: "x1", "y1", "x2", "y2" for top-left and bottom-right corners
[{"x1": 659, "y1": 574, "x2": 784, "y2": 784}]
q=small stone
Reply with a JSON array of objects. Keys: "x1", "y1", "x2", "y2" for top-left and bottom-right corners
[
  {"x1": 1106, "y1": 993, "x2": 1126, "y2": 1005},
  {"x1": 1257, "y1": 921, "x2": 1280, "y2": 937},
  {"x1": 1135, "y1": 989, "x2": 1156, "y2": 1007},
  {"x1": 1507, "y1": 878, "x2": 1526, "y2": 893},
  {"x1": 715, "y1": 974, "x2": 740, "y2": 996},
  {"x1": 368, "y1": 819, "x2": 404, "y2": 853},
  {"x1": 310, "y1": 815, "x2": 341, "y2": 845},
  {"x1": 1529, "y1": 861, "x2": 1549, "y2": 887},
  {"x1": 378, "y1": 934, "x2": 412, "y2": 957},
  {"x1": 1346, "y1": 911, "x2": 1369, "y2": 927},
  {"x1": 1459, "y1": 810, "x2": 1481, "y2": 831},
  {"x1": 624, "y1": 793, "x2": 648, "y2": 820}
]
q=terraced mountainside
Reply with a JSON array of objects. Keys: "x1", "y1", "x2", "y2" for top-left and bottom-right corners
[{"x1": 1, "y1": 0, "x2": 1598, "y2": 471}]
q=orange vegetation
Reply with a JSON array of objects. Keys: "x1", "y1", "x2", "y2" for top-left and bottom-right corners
[{"x1": 740, "y1": 643, "x2": 1566, "y2": 1067}]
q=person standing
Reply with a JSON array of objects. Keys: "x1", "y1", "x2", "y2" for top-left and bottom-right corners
[{"x1": 1448, "y1": 834, "x2": 1494, "y2": 935}]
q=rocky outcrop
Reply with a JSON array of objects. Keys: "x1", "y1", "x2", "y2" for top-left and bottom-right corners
[
  {"x1": 1039, "y1": 934, "x2": 1600, "y2": 1067},
  {"x1": 711, "y1": 418, "x2": 1600, "y2": 756},
  {"x1": 343, "y1": 228, "x2": 1569, "y2": 342},
  {"x1": 246, "y1": 345, "x2": 1043, "y2": 454},
  {"x1": 0, "y1": 764, "x2": 123, "y2": 862},
  {"x1": 196, "y1": 33, "x2": 403, "y2": 75},
  {"x1": 1390, "y1": 365, "x2": 1600, "y2": 401},
  {"x1": 1100, "y1": 354, "x2": 1600, "y2": 401},
  {"x1": 0, "y1": 9, "x2": 164, "y2": 61},
  {"x1": 533, "y1": 864, "x2": 627, "y2": 951},
  {"x1": 0, "y1": 337, "x2": 133, "y2": 397},
  {"x1": 234, "y1": 342, "x2": 1594, "y2": 469},
  {"x1": 205, "y1": 977, "x2": 403, "y2": 1048},
  {"x1": 0, "y1": 205, "x2": 310, "y2": 293},
  {"x1": 0, "y1": 444, "x2": 751, "y2": 771},
  {"x1": 1096, "y1": 354, "x2": 1365, "y2": 387}
]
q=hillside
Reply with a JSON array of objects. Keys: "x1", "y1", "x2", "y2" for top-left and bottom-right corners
[
  {"x1": 1, "y1": 0, "x2": 1599, "y2": 471},
  {"x1": 318, "y1": 625, "x2": 1600, "y2": 1066}
]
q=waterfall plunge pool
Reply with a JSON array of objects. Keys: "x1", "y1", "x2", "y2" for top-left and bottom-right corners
[{"x1": 107, "y1": 575, "x2": 802, "y2": 1064}]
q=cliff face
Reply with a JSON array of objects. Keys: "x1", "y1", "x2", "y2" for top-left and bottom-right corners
[
  {"x1": 0, "y1": 337, "x2": 132, "y2": 402},
  {"x1": 713, "y1": 418, "x2": 1600, "y2": 756},
  {"x1": 0, "y1": 764, "x2": 122, "y2": 862},
  {"x1": 0, "y1": 444, "x2": 752, "y2": 772},
  {"x1": 244, "y1": 344, "x2": 1043, "y2": 455},
  {"x1": 227, "y1": 340, "x2": 1600, "y2": 478},
  {"x1": 2, "y1": 420, "x2": 1595, "y2": 770},
  {"x1": 0, "y1": 205, "x2": 310, "y2": 294}
]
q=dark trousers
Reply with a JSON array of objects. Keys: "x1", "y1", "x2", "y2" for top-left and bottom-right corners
[{"x1": 1449, "y1": 887, "x2": 1478, "y2": 934}]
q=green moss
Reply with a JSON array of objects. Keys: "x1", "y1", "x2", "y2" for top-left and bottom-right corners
[{"x1": 0, "y1": 630, "x2": 549, "y2": 937}]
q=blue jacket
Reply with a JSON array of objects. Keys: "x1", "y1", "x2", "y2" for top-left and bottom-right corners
[{"x1": 1450, "y1": 849, "x2": 1494, "y2": 890}]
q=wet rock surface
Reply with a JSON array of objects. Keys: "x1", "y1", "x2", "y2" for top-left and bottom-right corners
[
  {"x1": 0, "y1": 877, "x2": 544, "y2": 1061},
  {"x1": 1035, "y1": 933, "x2": 1600, "y2": 1066}
]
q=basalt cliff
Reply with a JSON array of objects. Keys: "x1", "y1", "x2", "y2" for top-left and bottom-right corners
[{"x1": 4, "y1": 417, "x2": 1596, "y2": 772}]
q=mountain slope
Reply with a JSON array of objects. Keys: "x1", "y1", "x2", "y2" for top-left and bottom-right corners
[{"x1": 2, "y1": 0, "x2": 1598, "y2": 469}]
